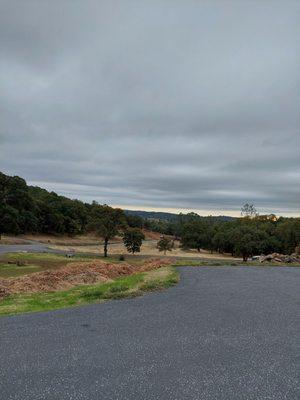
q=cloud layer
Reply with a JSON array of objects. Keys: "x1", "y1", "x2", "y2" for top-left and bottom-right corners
[{"x1": 1, "y1": 0, "x2": 299, "y2": 215}]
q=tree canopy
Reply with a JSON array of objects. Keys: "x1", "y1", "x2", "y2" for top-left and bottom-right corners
[
  {"x1": 123, "y1": 228, "x2": 145, "y2": 254},
  {"x1": 157, "y1": 237, "x2": 174, "y2": 255},
  {"x1": 87, "y1": 203, "x2": 126, "y2": 257}
]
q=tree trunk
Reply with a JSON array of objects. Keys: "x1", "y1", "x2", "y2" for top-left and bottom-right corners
[{"x1": 104, "y1": 238, "x2": 108, "y2": 258}]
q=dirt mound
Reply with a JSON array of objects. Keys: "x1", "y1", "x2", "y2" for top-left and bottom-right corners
[{"x1": 0, "y1": 258, "x2": 173, "y2": 298}]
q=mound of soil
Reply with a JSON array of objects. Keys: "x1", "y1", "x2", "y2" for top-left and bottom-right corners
[{"x1": 0, "y1": 258, "x2": 173, "y2": 299}]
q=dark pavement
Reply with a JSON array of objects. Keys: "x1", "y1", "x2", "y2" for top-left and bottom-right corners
[
  {"x1": 0, "y1": 242, "x2": 66, "y2": 255},
  {"x1": 0, "y1": 266, "x2": 299, "y2": 399}
]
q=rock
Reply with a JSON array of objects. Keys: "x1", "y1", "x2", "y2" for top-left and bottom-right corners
[
  {"x1": 259, "y1": 252, "x2": 300, "y2": 264},
  {"x1": 283, "y1": 256, "x2": 291, "y2": 263},
  {"x1": 262, "y1": 254, "x2": 273, "y2": 261},
  {"x1": 0, "y1": 287, "x2": 9, "y2": 299},
  {"x1": 16, "y1": 261, "x2": 26, "y2": 266}
]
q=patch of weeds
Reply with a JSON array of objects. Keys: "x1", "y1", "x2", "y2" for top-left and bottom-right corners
[
  {"x1": 81, "y1": 288, "x2": 104, "y2": 300},
  {"x1": 163, "y1": 276, "x2": 179, "y2": 287},
  {"x1": 106, "y1": 292, "x2": 130, "y2": 300},
  {"x1": 140, "y1": 270, "x2": 179, "y2": 292},
  {"x1": 109, "y1": 285, "x2": 129, "y2": 293}
]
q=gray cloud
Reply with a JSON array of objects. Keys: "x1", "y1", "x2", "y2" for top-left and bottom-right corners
[{"x1": 1, "y1": 0, "x2": 300, "y2": 216}]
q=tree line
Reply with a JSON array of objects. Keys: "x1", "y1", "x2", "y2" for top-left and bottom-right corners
[
  {"x1": 1, "y1": 172, "x2": 89, "y2": 237},
  {"x1": 125, "y1": 205, "x2": 300, "y2": 261},
  {"x1": 1, "y1": 172, "x2": 299, "y2": 260}
]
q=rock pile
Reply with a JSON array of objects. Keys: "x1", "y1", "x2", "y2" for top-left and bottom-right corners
[{"x1": 259, "y1": 253, "x2": 300, "y2": 263}]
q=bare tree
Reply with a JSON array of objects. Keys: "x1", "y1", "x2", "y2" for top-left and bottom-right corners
[{"x1": 241, "y1": 203, "x2": 258, "y2": 219}]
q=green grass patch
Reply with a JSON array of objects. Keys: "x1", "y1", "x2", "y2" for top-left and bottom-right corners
[
  {"x1": 0, "y1": 266, "x2": 179, "y2": 317},
  {"x1": 0, "y1": 252, "x2": 128, "y2": 278},
  {"x1": 1, "y1": 252, "x2": 97, "y2": 263},
  {"x1": 0, "y1": 263, "x2": 41, "y2": 278}
]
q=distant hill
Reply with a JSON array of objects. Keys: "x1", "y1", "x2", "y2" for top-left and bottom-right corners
[
  {"x1": 125, "y1": 210, "x2": 179, "y2": 221},
  {"x1": 124, "y1": 209, "x2": 235, "y2": 222}
]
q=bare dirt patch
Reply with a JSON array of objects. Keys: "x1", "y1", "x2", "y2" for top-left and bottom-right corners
[
  {"x1": 142, "y1": 230, "x2": 167, "y2": 240},
  {"x1": 1, "y1": 230, "x2": 165, "y2": 246},
  {"x1": 17, "y1": 233, "x2": 106, "y2": 246}
]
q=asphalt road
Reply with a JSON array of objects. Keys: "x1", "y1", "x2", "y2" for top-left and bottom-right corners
[
  {"x1": 0, "y1": 266, "x2": 299, "y2": 400},
  {"x1": 0, "y1": 242, "x2": 66, "y2": 254}
]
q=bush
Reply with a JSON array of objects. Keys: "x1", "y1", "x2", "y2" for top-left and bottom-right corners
[{"x1": 123, "y1": 228, "x2": 145, "y2": 254}]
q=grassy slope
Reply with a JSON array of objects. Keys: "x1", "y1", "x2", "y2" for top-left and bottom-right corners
[{"x1": 0, "y1": 266, "x2": 179, "y2": 317}]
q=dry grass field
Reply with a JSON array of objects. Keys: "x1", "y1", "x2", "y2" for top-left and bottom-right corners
[
  {"x1": 0, "y1": 236, "x2": 31, "y2": 245},
  {"x1": 49, "y1": 239, "x2": 235, "y2": 259},
  {"x1": 1, "y1": 231, "x2": 236, "y2": 260},
  {"x1": 2, "y1": 233, "x2": 107, "y2": 246},
  {"x1": 1, "y1": 230, "x2": 161, "y2": 246}
]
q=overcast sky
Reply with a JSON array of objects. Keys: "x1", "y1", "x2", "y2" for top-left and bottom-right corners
[{"x1": 1, "y1": 1, "x2": 299, "y2": 216}]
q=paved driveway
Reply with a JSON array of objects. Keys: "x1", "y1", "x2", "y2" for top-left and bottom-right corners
[
  {"x1": 0, "y1": 266, "x2": 299, "y2": 399},
  {"x1": 0, "y1": 242, "x2": 66, "y2": 254}
]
